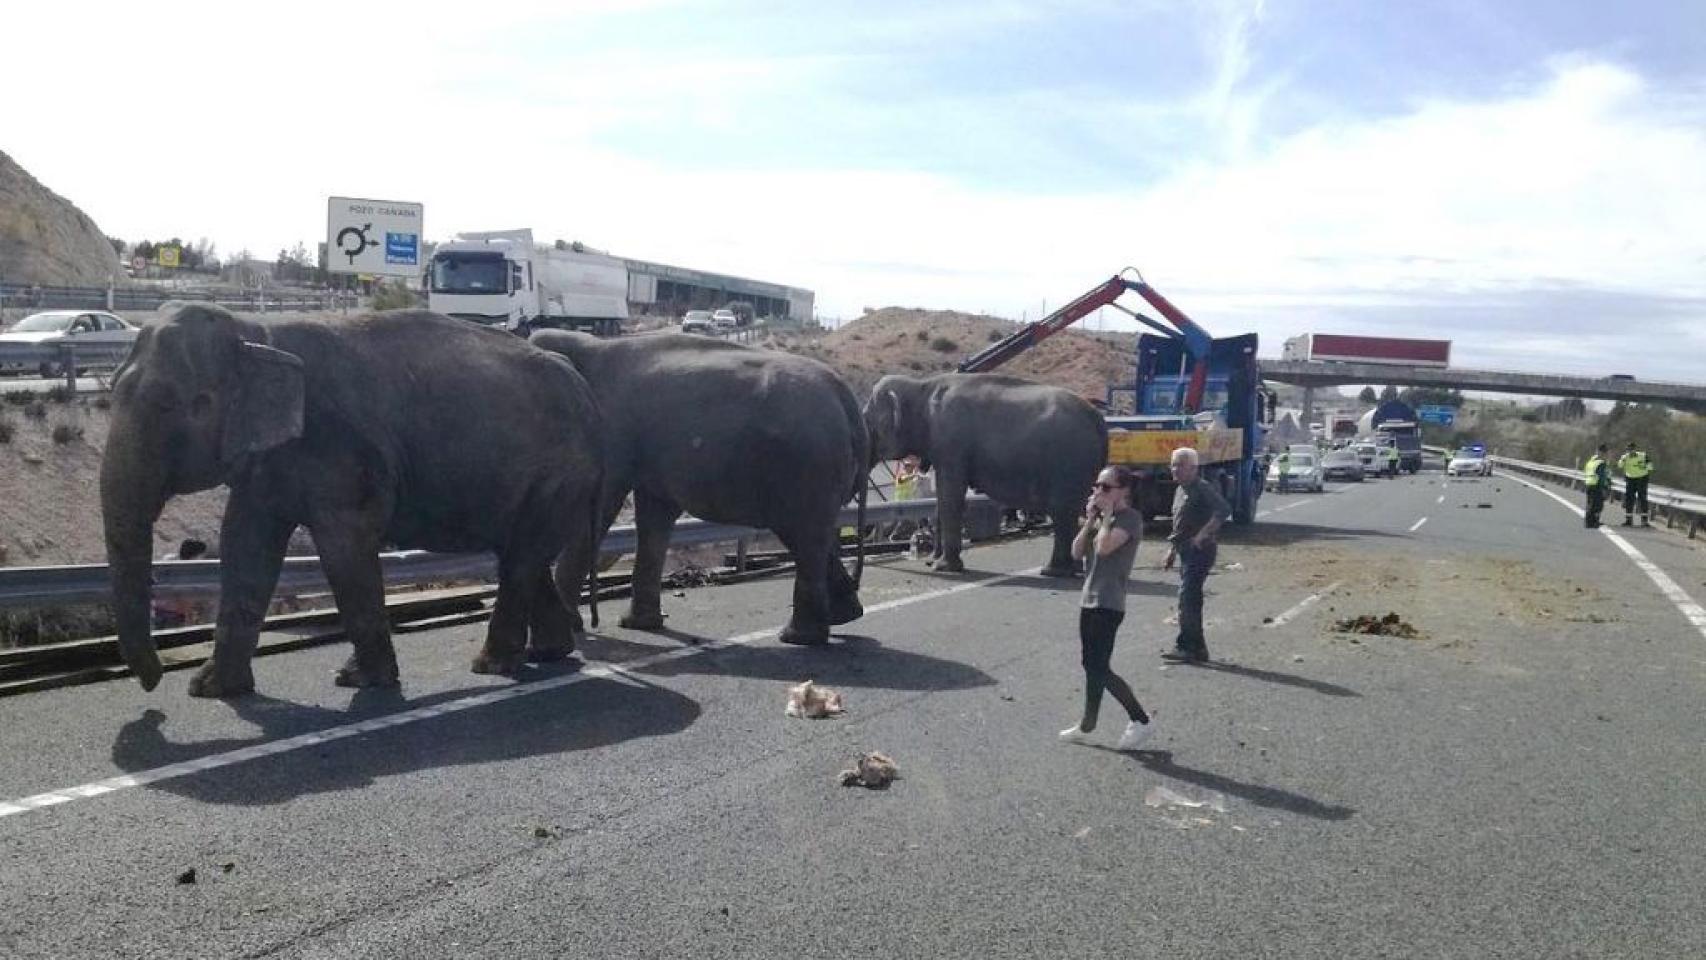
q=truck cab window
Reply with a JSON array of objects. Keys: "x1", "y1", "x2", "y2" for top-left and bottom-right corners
[{"x1": 510, "y1": 262, "x2": 523, "y2": 294}]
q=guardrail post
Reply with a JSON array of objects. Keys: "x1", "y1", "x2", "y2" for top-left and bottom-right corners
[
  {"x1": 60, "y1": 343, "x2": 77, "y2": 391},
  {"x1": 734, "y1": 537, "x2": 749, "y2": 573}
]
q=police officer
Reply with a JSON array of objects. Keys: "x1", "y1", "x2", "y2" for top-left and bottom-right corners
[
  {"x1": 1384, "y1": 443, "x2": 1400, "y2": 477},
  {"x1": 1583, "y1": 444, "x2": 1611, "y2": 529},
  {"x1": 1617, "y1": 441, "x2": 1654, "y2": 526},
  {"x1": 1275, "y1": 449, "x2": 1292, "y2": 492}
]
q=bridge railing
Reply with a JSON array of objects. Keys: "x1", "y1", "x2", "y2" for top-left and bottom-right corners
[
  {"x1": 0, "y1": 495, "x2": 990, "y2": 609},
  {"x1": 1426, "y1": 446, "x2": 1705, "y2": 538}
]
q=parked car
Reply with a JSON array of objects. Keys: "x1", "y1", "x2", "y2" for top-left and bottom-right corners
[
  {"x1": 1447, "y1": 447, "x2": 1493, "y2": 477},
  {"x1": 1320, "y1": 447, "x2": 1365, "y2": 482},
  {"x1": 1266, "y1": 451, "x2": 1324, "y2": 492},
  {"x1": 1352, "y1": 442, "x2": 1381, "y2": 472},
  {"x1": 0, "y1": 310, "x2": 139, "y2": 377},
  {"x1": 710, "y1": 309, "x2": 738, "y2": 331},
  {"x1": 680, "y1": 310, "x2": 714, "y2": 334}
]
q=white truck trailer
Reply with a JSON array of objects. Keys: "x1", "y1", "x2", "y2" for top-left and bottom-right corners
[{"x1": 426, "y1": 229, "x2": 627, "y2": 336}]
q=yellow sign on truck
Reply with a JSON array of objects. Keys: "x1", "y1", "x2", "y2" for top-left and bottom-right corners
[{"x1": 1106, "y1": 427, "x2": 1243, "y2": 467}]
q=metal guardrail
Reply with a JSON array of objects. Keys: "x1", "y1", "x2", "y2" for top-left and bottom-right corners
[
  {"x1": 0, "y1": 495, "x2": 988, "y2": 609},
  {"x1": 1425, "y1": 446, "x2": 1704, "y2": 538},
  {"x1": 1, "y1": 281, "x2": 355, "y2": 315},
  {"x1": 0, "y1": 341, "x2": 134, "y2": 387}
]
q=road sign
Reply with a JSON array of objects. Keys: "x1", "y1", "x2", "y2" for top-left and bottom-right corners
[
  {"x1": 326, "y1": 197, "x2": 423, "y2": 278},
  {"x1": 1418, "y1": 404, "x2": 1456, "y2": 425},
  {"x1": 155, "y1": 245, "x2": 180, "y2": 268}
]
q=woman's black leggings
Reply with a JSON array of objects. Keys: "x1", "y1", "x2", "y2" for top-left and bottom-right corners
[{"x1": 1079, "y1": 607, "x2": 1148, "y2": 729}]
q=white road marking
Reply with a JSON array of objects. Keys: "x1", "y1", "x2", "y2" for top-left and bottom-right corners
[
  {"x1": 0, "y1": 566, "x2": 1042, "y2": 821},
  {"x1": 1409, "y1": 517, "x2": 1429, "y2": 533},
  {"x1": 1436, "y1": 494, "x2": 1445, "y2": 504},
  {"x1": 1264, "y1": 581, "x2": 1343, "y2": 628},
  {"x1": 1506, "y1": 473, "x2": 1706, "y2": 641}
]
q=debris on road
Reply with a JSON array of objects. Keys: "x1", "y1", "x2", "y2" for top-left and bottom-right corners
[
  {"x1": 1221, "y1": 562, "x2": 1245, "y2": 572},
  {"x1": 1144, "y1": 785, "x2": 1228, "y2": 814},
  {"x1": 175, "y1": 868, "x2": 197, "y2": 885},
  {"x1": 785, "y1": 680, "x2": 845, "y2": 719},
  {"x1": 1334, "y1": 612, "x2": 1421, "y2": 639},
  {"x1": 662, "y1": 564, "x2": 712, "y2": 589},
  {"x1": 839, "y1": 751, "x2": 898, "y2": 789}
]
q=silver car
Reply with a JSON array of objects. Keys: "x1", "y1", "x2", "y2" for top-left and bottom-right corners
[{"x1": 0, "y1": 310, "x2": 139, "y2": 377}]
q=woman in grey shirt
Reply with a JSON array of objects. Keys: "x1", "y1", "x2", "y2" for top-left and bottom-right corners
[{"x1": 1059, "y1": 466, "x2": 1155, "y2": 752}]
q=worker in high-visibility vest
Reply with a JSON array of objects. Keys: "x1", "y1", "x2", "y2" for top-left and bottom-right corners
[
  {"x1": 894, "y1": 455, "x2": 920, "y2": 501},
  {"x1": 1617, "y1": 441, "x2": 1654, "y2": 527},
  {"x1": 1583, "y1": 444, "x2": 1611, "y2": 529},
  {"x1": 1383, "y1": 444, "x2": 1400, "y2": 478},
  {"x1": 1275, "y1": 450, "x2": 1292, "y2": 492}
]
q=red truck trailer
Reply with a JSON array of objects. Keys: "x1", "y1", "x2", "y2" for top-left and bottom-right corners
[{"x1": 1282, "y1": 334, "x2": 1451, "y2": 368}]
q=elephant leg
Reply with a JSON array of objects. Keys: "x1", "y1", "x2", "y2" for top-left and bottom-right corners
[
  {"x1": 621, "y1": 490, "x2": 680, "y2": 631},
  {"x1": 188, "y1": 492, "x2": 295, "y2": 699},
  {"x1": 1040, "y1": 504, "x2": 1081, "y2": 578},
  {"x1": 526, "y1": 567, "x2": 578, "y2": 663},
  {"x1": 778, "y1": 525, "x2": 834, "y2": 645},
  {"x1": 934, "y1": 472, "x2": 969, "y2": 574},
  {"x1": 825, "y1": 541, "x2": 864, "y2": 626},
  {"x1": 472, "y1": 552, "x2": 545, "y2": 677}
]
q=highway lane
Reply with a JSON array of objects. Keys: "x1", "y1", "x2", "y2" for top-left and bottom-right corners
[{"x1": 2, "y1": 472, "x2": 1704, "y2": 958}]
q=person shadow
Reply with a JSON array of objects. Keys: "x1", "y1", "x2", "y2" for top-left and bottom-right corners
[
  {"x1": 1175, "y1": 659, "x2": 1362, "y2": 698},
  {"x1": 108, "y1": 663, "x2": 700, "y2": 807},
  {"x1": 1092, "y1": 747, "x2": 1357, "y2": 822}
]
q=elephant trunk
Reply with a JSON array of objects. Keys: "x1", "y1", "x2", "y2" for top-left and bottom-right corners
[{"x1": 100, "y1": 425, "x2": 168, "y2": 691}]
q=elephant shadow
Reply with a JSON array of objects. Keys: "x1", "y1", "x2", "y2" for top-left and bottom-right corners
[
  {"x1": 613, "y1": 630, "x2": 997, "y2": 693},
  {"x1": 109, "y1": 671, "x2": 700, "y2": 807}
]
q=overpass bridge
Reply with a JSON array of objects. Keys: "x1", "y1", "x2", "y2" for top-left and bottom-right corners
[{"x1": 1259, "y1": 358, "x2": 1706, "y2": 417}]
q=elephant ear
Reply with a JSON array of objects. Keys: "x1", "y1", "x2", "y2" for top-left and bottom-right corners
[{"x1": 221, "y1": 342, "x2": 305, "y2": 467}]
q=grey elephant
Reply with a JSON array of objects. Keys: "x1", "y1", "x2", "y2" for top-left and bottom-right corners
[
  {"x1": 865, "y1": 373, "x2": 1108, "y2": 576},
  {"x1": 101, "y1": 305, "x2": 604, "y2": 697},
  {"x1": 530, "y1": 330, "x2": 867, "y2": 645}
]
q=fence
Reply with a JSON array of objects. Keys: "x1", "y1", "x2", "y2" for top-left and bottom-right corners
[
  {"x1": 0, "y1": 495, "x2": 992, "y2": 609},
  {"x1": 0, "y1": 281, "x2": 356, "y2": 316}
]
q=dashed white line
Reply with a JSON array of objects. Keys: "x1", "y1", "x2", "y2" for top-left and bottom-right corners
[
  {"x1": 1264, "y1": 581, "x2": 1343, "y2": 628},
  {"x1": 0, "y1": 566, "x2": 1041, "y2": 821},
  {"x1": 1409, "y1": 517, "x2": 1429, "y2": 533},
  {"x1": 1436, "y1": 494, "x2": 1445, "y2": 504},
  {"x1": 1505, "y1": 473, "x2": 1706, "y2": 641}
]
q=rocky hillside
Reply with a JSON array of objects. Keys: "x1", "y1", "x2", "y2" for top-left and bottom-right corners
[
  {"x1": 766, "y1": 307, "x2": 1135, "y2": 404},
  {"x1": 0, "y1": 150, "x2": 124, "y2": 286}
]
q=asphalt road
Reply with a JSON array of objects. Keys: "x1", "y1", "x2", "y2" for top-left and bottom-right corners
[{"x1": 3, "y1": 465, "x2": 1705, "y2": 959}]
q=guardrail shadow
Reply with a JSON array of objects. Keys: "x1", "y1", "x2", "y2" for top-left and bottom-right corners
[
  {"x1": 625, "y1": 630, "x2": 995, "y2": 693},
  {"x1": 108, "y1": 670, "x2": 700, "y2": 806}
]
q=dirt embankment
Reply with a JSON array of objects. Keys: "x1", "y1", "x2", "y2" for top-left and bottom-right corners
[
  {"x1": 0, "y1": 150, "x2": 125, "y2": 287},
  {"x1": 0, "y1": 391, "x2": 226, "y2": 567},
  {"x1": 765, "y1": 307, "x2": 1134, "y2": 403}
]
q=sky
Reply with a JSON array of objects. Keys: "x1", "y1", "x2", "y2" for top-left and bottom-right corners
[{"x1": 5, "y1": 0, "x2": 1705, "y2": 379}]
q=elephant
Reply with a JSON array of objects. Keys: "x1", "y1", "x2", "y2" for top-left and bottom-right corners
[
  {"x1": 101, "y1": 304, "x2": 605, "y2": 697},
  {"x1": 864, "y1": 373, "x2": 1108, "y2": 576},
  {"x1": 529, "y1": 330, "x2": 868, "y2": 646}
]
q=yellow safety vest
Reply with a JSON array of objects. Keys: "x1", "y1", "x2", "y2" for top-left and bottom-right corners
[
  {"x1": 1584, "y1": 456, "x2": 1605, "y2": 487},
  {"x1": 1619, "y1": 451, "x2": 1651, "y2": 479}
]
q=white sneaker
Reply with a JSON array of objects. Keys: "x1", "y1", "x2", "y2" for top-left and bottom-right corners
[
  {"x1": 1058, "y1": 724, "x2": 1094, "y2": 745},
  {"x1": 1117, "y1": 719, "x2": 1155, "y2": 752}
]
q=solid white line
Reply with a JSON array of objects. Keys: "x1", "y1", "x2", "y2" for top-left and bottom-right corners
[
  {"x1": 1409, "y1": 517, "x2": 1428, "y2": 533},
  {"x1": 1264, "y1": 581, "x2": 1343, "y2": 628},
  {"x1": 0, "y1": 565, "x2": 1041, "y2": 821},
  {"x1": 1436, "y1": 494, "x2": 1445, "y2": 504},
  {"x1": 1505, "y1": 473, "x2": 1706, "y2": 640}
]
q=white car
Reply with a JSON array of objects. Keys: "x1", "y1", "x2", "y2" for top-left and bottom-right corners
[
  {"x1": 1266, "y1": 452, "x2": 1324, "y2": 492},
  {"x1": 0, "y1": 310, "x2": 139, "y2": 376},
  {"x1": 680, "y1": 310, "x2": 714, "y2": 334},
  {"x1": 1447, "y1": 448, "x2": 1493, "y2": 477},
  {"x1": 710, "y1": 309, "x2": 738, "y2": 331}
]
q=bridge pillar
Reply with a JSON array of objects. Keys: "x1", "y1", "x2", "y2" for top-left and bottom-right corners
[{"x1": 1302, "y1": 386, "x2": 1316, "y2": 428}]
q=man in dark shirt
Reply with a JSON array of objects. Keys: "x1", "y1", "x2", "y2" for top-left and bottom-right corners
[{"x1": 1163, "y1": 447, "x2": 1230, "y2": 663}]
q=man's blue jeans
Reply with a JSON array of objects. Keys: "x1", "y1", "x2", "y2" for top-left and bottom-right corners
[{"x1": 1174, "y1": 539, "x2": 1217, "y2": 657}]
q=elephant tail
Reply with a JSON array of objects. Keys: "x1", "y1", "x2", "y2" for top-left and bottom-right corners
[{"x1": 586, "y1": 493, "x2": 601, "y2": 629}]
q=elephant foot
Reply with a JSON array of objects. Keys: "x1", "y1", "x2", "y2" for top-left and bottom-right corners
[
  {"x1": 187, "y1": 660, "x2": 255, "y2": 699},
  {"x1": 1039, "y1": 564, "x2": 1079, "y2": 579},
  {"x1": 619, "y1": 610, "x2": 666, "y2": 631},
  {"x1": 935, "y1": 556, "x2": 966, "y2": 574},
  {"x1": 828, "y1": 593, "x2": 864, "y2": 626},
  {"x1": 525, "y1": 636, "x2": 578, "y2": 663},
  {"x1": 778, "y1": 623, "x2": 830, "y2": 646},
  {"x1": 334, "y1": 653, "x2": 401, "y2": 688}
]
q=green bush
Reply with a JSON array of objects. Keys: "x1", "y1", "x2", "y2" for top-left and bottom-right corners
[
  {"x1": 44, "y1": 385, "x2": 74, "y2": 404},
  {"x1": 915, "y1": 330, "x2": 929, "y2": 342},
  {"x1": 929, "y1": 337, "x2": 959, "y2": 353},
  {"x1": 987, "y1": 329, "x2": 1004, "y2": 342},
  {"x1": 371, "y1": 285, "x2": 423, "y2": 311},
  {"x1": 3, "y1": 391, "x2": 36, "y2": 407},
  {"x1": 51, "y1": 424, "x2": 83, "y2": 445}
]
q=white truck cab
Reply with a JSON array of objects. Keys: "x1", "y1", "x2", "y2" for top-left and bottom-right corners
[{"x1": 427, "y1": 229, "x2": 628, "y2": 336}]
